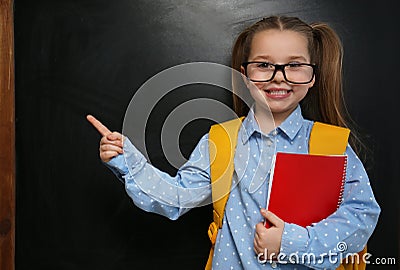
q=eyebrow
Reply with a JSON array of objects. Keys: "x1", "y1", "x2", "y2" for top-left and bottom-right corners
[
  {"x1": 251, "y1": 55, "x2": 309, "y2": 62},
  {"x1": 287, "y1": 55, "x2": 308, "y2": 61}
]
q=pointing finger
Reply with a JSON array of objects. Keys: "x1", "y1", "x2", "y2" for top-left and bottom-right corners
[{"x1": 86, "y1": 114, "x2": 112, "y2": 136}]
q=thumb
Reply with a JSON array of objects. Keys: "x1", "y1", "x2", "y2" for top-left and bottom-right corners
[{"x1": 261, "y1": 209, "x2": 283, "y2": 227}]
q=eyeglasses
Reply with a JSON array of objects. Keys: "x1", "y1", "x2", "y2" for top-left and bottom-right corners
[{"x1": 242, "y1": 62, "x2": 316, "y2": 84}]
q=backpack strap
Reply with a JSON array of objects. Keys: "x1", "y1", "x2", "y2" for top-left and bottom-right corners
[
  {"x1": 207, "y1": 117, "x2": 244, "y2": 242},
  {"x1": 205, "y1": 117, "x2": 243, "y2": 270},
  {"x1": 309, "y1": 122, "x2": 350, "y2": 155}
]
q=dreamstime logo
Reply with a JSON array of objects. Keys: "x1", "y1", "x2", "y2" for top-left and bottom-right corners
[
  {"x1": 257, "y1": 242, "x2": 370, "y2": 265},
  {"x1": 257, "y1": 241, "x2": 398, "y2": 266},
  {"x1": 336, "y1": 241, "x2": 348, "y2": 252},
  {"x1": 122, "y1": 62, "x2": 276, "y2": 207}
]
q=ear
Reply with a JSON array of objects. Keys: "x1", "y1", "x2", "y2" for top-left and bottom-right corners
[
  {"x1": 309, "y1": 76, "x2": 316, "y2": 89},
  {"x1": 240, "y1": 65, "x2": 250, "y2": 87},
  {"x1": 240, "y1": 65, "x2": 245, "y2": 75}
]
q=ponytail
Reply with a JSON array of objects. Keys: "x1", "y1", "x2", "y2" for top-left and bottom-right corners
[
  {"x1": 302, "y1": 23, "x2": 345, "y2": 127},
  {"x1": 232, "y1": 29, "x2": 252, "y2": 117},
  {"x1": 307, "y1": 23, "x2": 366, "y2": 158}
]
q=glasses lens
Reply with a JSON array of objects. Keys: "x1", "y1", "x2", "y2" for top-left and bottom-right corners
[
  {"x1": 285, "y1": 64, "x2": 314, "y2": 84},
  {"x1": 246, "y1": 63, "x2": 275, "y2": 81},
  {"x1": 246, "y1": 63, "x2": 314, "y2": 84}
]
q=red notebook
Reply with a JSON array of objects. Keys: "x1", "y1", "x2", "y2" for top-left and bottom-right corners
[{"x1": 265, "y1": 152, "x2": 347, "y2": 228}]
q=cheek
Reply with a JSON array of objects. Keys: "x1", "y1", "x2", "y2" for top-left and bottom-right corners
[
  {"x1": 292, "y1": 85, "x2": 310, "y2": 98},
  {"x1": 248, "y1": 82, "x2": 264, "y2": 98},
  {"x1": 249, "y1": 82, "x2": 265, "y2": 92}
]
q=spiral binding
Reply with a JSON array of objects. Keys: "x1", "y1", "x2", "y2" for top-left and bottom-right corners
[{"x1": 337, "y1": 155, "x2": 348, "y2": 208}]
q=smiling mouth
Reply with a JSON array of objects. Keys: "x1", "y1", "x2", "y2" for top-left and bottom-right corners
[{"x1": 264, "y1": 89, "x2": 292, "y2": 95}]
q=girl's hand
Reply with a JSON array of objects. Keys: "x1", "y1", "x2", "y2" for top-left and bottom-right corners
[
  {"x1": 254, "y1": 209, "x2": 284, "y2": 260},
  {"x1": 86, "y1": 115, "x2": 123, "y2": 163}
]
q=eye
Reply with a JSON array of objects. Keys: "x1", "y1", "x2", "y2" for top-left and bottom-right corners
[
  {"x1": 256, "y1": 62, "x2": 273, "y2": 69},
  {"x1": 287, "y1": 62, "x2": 302, "y2": 68}
]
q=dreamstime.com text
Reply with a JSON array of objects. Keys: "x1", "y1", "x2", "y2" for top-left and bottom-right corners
[{"x1": 257, "y1": 242, "x2": 396, "y2": 266}]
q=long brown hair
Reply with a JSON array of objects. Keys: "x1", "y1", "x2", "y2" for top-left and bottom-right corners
[{"x1": 231, "y1": 15, "x2": 365, "y2": 157}]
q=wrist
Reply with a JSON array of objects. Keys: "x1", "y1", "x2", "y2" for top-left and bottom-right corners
[{"x1": 280, "y1": 223, "x2": 309, "y2": 257}]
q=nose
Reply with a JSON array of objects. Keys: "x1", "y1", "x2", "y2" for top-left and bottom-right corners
[{"x1": 272, "y1": 69, "x2": 285, "y2": 82}]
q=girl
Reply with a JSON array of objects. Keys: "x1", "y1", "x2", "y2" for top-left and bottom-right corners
[{"x1": 87, "y1": 16, "x2": 380, "y2": 269}]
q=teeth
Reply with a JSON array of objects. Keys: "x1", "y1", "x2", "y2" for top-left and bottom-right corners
[{"x1": 268, "y1": 90, "x2": 288, "y2": 95}]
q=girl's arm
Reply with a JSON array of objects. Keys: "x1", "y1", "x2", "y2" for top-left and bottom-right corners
[
  {"x1": 87, "y1": 114, "x2": 212, "y2": 220},
  {"x1": 107, "y1": 134, "x2": 212, "y2": 220}
]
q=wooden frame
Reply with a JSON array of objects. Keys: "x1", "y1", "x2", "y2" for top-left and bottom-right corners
[{"x1": 0, "y1": 0, "x2": 15, "y2": 270}]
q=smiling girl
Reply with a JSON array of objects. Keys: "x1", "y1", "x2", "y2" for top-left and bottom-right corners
[{"x1": 88, "y1": 15, "x2": 380, "y2": 269}]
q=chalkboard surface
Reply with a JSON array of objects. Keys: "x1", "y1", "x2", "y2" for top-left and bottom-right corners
[{"x1": 14, "y1": 1, "x2": 398, "y2": 269}]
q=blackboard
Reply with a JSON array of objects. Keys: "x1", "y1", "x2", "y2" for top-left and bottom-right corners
[{"x1": 14, "y1": 0, "x2": 399, "y2": 269}]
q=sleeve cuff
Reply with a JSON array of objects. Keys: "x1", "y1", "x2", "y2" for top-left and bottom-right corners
[
  {"x1": 105, "y1": 136, "x2": 146, "y2": 177},
  {"x1": 280, "y1": 223, "x2": 309, "y2": 256}
]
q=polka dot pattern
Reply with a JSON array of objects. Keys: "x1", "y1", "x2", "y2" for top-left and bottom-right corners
[{"x1": 106, "y1": 105, "x2": 380, "y2": 269}]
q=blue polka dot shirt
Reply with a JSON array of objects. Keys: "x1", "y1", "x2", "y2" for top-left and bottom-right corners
[{"x1": 106, "y1": 105, "x2": 380, "y2": 269}]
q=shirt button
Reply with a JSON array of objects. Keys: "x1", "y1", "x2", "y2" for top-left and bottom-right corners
[
  {"x1": 266, "y1": 140, "x2": 272, "y2": 146},
  {"x1": 271, "y1": 261, "x2": 277, "y2": 268},
  {"x1": 272, "y1": 130, "x2": 278, "y2": 136}
]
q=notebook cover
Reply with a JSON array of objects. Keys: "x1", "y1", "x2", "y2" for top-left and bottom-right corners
[{"x1": 265, "y1": 152, "x2": 347, "y2": 228}]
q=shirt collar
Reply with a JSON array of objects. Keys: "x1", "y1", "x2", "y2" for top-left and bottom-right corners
[
  {"x1": 277, "y1": 105, "x2": 304, "y2": 141},
  {"x1": 240, "y1": 107, "x2": 260, "y2": 144},
  {"x1": 241, "y1": 105, "x2": 304, "y2": 144}
]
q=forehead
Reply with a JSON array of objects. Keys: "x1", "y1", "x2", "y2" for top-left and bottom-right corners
[{"x1": 249, "y1": 29, "x2": 310, "y2": 62}]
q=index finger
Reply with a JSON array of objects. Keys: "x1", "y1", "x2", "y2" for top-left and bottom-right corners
[{"x1": 86, "y1": 114, "x2": 112, "y2": 136}]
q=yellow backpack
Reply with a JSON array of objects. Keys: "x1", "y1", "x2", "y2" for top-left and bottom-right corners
[{"x1": 205, "y1": 118, "x2": 367, "y2": 270}]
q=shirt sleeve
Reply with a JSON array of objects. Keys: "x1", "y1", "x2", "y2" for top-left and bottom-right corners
[
  {"x1": 279, "y1": 145, "x2": 381, "y2": 269},
  {"x1": 104, "y1": 133, "x2": 212, "y2": 220}
]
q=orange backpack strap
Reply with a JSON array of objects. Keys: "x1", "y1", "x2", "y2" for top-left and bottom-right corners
[
  {"x1": 309, "y1": 122, "x2": 350, "y2": 155},
  {"x1": 205, "y1": 117, "x2": 243, "y2": 270}
]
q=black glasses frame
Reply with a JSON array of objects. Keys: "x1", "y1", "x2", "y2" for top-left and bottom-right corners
[{"x1": 242, "y1": 62, "x2": 316, "y2": 84}]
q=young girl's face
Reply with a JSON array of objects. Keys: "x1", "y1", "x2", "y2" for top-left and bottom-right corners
[{"x1": 244, "y1": 29, "x2": 315, "y2": 123}]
